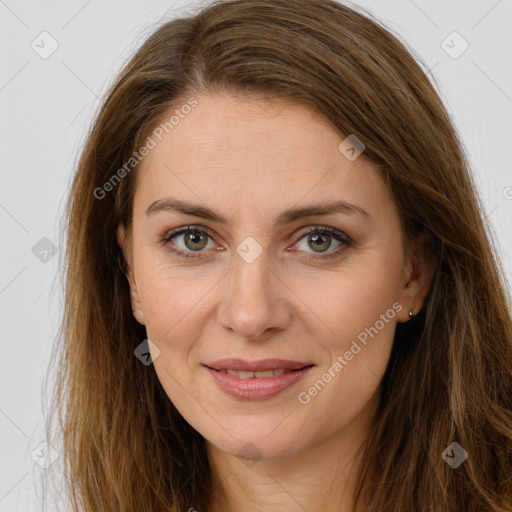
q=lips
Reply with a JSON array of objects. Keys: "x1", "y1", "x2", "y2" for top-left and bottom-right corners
[
  {"x1": 204, "y1": 358, "x2": 312, "y2": 373},
  {"x1": 202, "y1": 358, "x2": 315, "y2": 400}
]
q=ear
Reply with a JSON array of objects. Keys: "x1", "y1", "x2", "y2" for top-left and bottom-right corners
[
  {"x1": 396, "y1": 232, "x2": 434, "y2": 323},
  {"x1": 117, "y1": 222, "x2": 146, "y2": 326}
]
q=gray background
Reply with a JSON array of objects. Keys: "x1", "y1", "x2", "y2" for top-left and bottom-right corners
[{"x1": 1, "y1": 0, "x2": 511, "y2": 510}]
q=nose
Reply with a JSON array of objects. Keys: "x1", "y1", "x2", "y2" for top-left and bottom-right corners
[{"x1": 216, "y1": 247, "x2": 292, "y2": 341}]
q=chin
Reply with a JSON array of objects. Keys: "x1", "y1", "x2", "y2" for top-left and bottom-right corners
[{"x1": 202, "y1": 419, "x2": 310, "y2": 461}]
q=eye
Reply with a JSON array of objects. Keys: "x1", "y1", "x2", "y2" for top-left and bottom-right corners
[
  {"x1": 161, "y1": 226, "x2": 217, "y2": 259},
  {"x1": 291, "y1": 226, "x2": 351, "y2": 259},
  {"x1": 160, "y1": 225, "x2": 352, "y2": 260}
]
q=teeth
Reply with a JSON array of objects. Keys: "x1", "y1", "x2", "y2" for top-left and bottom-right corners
[
  {"x1": 223, "y1": 368, "x2": 291, "y2": 378},
  {"x1": 237, "y1": 370, "x2": 255, "y2": 379},
  {"x1": 254, "y1": 370, "x2": 275, "y2": 378}
]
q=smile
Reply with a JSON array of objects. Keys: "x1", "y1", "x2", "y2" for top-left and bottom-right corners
[{"x1": 203, "y1": 360, "x2": 315, "y2": 400}]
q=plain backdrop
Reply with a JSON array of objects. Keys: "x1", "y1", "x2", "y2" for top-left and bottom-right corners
[{"x1": 1, "y1": 0, "x2": 511, "y2": 510}]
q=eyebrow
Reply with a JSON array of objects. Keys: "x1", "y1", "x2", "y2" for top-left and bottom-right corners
[{"x1": 145, "y1": 198, "x2": 370, "y2": 227}]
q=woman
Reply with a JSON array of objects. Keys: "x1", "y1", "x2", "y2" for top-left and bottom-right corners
[{"x1": 44, "y1": 0, "x2": 512, "y2": 510}]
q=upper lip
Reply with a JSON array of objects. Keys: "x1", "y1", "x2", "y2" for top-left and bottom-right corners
[{"x1": 204, "y1": 358, "x2": 314, "y2": 372}]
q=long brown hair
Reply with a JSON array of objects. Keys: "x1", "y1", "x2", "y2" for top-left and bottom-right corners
[{"x1": 43, "y1": 0, "x2": 512, "y2": 510}]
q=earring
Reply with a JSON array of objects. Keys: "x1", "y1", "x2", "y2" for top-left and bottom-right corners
[{"x1": 408, "y1": 309, "x2": 414, "y2": 320}]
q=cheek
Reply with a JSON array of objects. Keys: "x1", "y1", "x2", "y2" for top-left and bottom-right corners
[
  {"x1": 136, "y1": 264, "x2": 208, "y2": 405},
  {"x1": 301, "y1": 255, "x2": 402, "y2": 338},
  {"x1": 135, "y1": 264, "x2": 188, "y2": 343},
  {"x1": 135, "y1": 258, "x2": 225, "y2": 375},
  {"x1": 137, "y1": 255, "x2": 205, "y2": 327},
  {"x1": 297, "y1": 258, "x2": 401, "y2": 403},
  {"x1": 297, "y1": 312, "x2": 395, "y2": 435}
]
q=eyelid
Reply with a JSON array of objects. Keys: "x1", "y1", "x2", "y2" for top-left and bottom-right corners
[
  {"x1": 292, "y1": 225, "x2": 353, "y2": 245},
  {"x1": 161, "y1": 225, "x2": 221, "y2": 254}
]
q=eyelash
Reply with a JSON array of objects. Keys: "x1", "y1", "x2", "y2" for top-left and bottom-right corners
[{"x1": 160, "y1": 225, "x2": 352, "y2": 260}]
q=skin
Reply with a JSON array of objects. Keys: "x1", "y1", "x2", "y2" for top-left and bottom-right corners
[{"x1": 117, "y1": 91, "x2": 432, "y2": 512}]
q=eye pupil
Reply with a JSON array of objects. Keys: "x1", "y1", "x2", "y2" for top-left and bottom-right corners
[
  {"x1": 309, "y1": 233, "x2": 331, "y2": 252},
  {"x1": 185, "y1": 231, "x2": 208, "y2": 251}
]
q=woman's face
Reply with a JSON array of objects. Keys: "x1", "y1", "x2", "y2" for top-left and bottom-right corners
[{"x1": 118, "y1": 92, "x2": 430, "y2": 460}]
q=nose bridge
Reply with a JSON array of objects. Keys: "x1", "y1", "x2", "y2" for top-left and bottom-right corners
[
  {"x1": 232, "y1": 243, "x2": 270, "y2": 299},
  {"x1": 218, "y1": 238, "x2": 290, "y2": 339}
]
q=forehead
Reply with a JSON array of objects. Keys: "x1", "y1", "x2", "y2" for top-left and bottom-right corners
[{"x1": 132, "y1": 92, "x2": 389, "y2": 221}]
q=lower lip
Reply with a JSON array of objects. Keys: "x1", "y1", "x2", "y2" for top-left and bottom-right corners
[{"x1": 204, "y1": 365, "x2": 315, "y2": 400}]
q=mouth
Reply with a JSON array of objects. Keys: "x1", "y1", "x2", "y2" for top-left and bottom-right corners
[
  {"x1": 202, "y1": 359, "x2": 315, "y2": 400},
  {"x1": 205, "y1": 366, "x2": 314, "y2": 379},
  {"x1": 203, "y1": 358, "x2": 314, "y2": 373}
]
